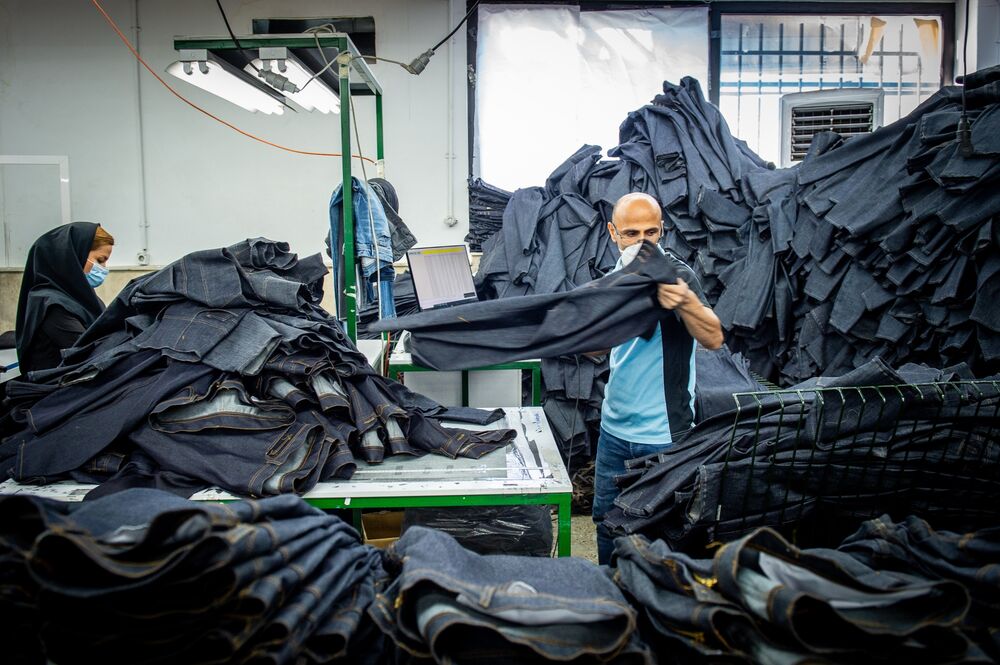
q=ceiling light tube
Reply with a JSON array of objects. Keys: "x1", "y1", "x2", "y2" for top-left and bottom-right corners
[
  {"x1": 248, "y1": 47, "x2": 341, "y2": 114},
  {"x1": 167, "y1": 49, "x2": 286, "y2": 115}
]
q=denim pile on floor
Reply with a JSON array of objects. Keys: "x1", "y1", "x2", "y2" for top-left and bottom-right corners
[
  {"x1": 612, "y1": 518, "x2": 997, "y2": 664},
  {"x1": 3, "y1": 490, "x2": 996, "y2": 664},
  {"x1": 0, "y1": 490, "x2": 386, "y2": 665}
]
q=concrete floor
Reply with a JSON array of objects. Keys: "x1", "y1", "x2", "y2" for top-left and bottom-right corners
[{"x1": 569, "y1": 514, "x2": 599, "y2": 563}]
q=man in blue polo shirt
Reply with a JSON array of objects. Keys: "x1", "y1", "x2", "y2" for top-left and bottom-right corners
[{"x1": 592, "y1": 192, "x2": 723, "y2": 564}]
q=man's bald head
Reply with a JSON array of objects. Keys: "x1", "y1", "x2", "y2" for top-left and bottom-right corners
[
  {"x1": 608, "y1": 192, "x2": 663, "y2": 251},
  {"x1": 612, "y1": 193, "x2": 661, "y2": 225}
]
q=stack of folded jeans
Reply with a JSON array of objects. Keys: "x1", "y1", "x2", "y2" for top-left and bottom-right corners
[
  {"x1": 0, "y1": 239, "x2": 514, "y2": 498},
  {"x1": 0, "y1": 489, "x2": 386, "y2": 665},
  {"x1": 613, "y1": 526, "x2": 988, "y2": 664},
  {"x1": 603, "y1": 357, "x2": 1000, "y2": 553},
  {"x1": 370, "y1": 525, "x2": 653, "y2": 664},
  {"x1": 839, "y1": 514, "x2": 1000, "y2": 661},
  {"x1": 465, "y1": 177, "x2": 512, "y2": 251}
]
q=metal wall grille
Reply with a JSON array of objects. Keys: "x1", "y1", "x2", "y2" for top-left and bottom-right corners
[
  {"x1": 790, "y1": 102, "x2": 875, "y2": 160},
  {"x1": 718, "y1": 14, "x2": 944, "y2": 164}
]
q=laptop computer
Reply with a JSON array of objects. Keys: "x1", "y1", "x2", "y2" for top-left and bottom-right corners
[{"x1": 405, "y1": 245, "x2": 479, "y2": 311}]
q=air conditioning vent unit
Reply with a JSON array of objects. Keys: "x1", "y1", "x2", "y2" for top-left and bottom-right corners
[{"x1": 779, "y1": 89, "x2": 884, "y2": 166}]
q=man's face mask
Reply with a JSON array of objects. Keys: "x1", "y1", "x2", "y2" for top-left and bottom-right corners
[{"x1": 619, "y1": 242, "x2": 643, "y2": 267}]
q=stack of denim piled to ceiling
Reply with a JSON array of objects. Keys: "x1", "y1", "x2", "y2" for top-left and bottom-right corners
[
  {"x1": 470, "y1": 66, "x2": 1000, "y2": 404},
  {"x1": 466, "y1": 75, "x2": 771, "y2": 468},
  {"x1": 465, "y1": 177, "x2": 512, "y2": 251},
  {"x1": 370, "y1": 525, "x2": 654, "y2": 664},
  {"x1": 613, "y1": 516, "x2": 997, "y2": 664},
  {"x1": 472, "y1": 148, "x2": 622, "y2": 470},
  {"x1": 713, "y1": 66, "x2": 1000, "y2": 384},
  {"x1": 603, "y1": 357, "x2": 1000, "y2": 555},
  {"x1": 0, "y1": 239, "x2": 513, "y2": 498},
  {"x1": 0, "y1": 489, "x2": 386, "y2": 665}
]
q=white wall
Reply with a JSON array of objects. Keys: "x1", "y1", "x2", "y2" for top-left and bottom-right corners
[
  {"x1": 957, "y1": 0, "x2": 1000, "y2": 75},
  {"x1": 0, "y1": 0, "x2": 469, "y2": 268},
  {"x1": 0, "y1": 0, "x2": 989, "y2": 272},
  {"x1": 978, "y1": 0, "x2": 1000, "y2": 68}
]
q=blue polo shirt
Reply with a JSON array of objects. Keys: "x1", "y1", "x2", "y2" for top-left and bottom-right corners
[{"x1": 601, "y1": 249, "x2": 706, "y2": 445}]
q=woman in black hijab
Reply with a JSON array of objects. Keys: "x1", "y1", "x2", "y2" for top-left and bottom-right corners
[{"x1": 15, "y1": 222, "x2": 114, "y2": 373}]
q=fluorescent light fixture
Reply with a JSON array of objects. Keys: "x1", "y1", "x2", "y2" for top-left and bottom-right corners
[
  {"x1": 248, "y1": 49, "x2": 341, "y2": 114},
  {"x1": 167, "y1": 50, "x2": 285, "y2": 115}
]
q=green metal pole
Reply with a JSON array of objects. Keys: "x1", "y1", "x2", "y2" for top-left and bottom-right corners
[
  {"x1": 557, "y1": 496, "x2": 572, "y2": 557},
  {"x1": 340, "y1": 53, "x2": 357, "y2": 341},
  {"x1": 375, "y1": 92, "x2": 388, "y2": 351},
  {"x1": 375, "y1": 93, "x2": 385, "y2": 162},
  {"x1": 532, "y1": 367, "x2": 543, "y2": 406}
]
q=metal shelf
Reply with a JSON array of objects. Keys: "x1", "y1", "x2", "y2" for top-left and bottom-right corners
[{"x1": 172, "y1": 32, "x2": 385, "y2": 341}]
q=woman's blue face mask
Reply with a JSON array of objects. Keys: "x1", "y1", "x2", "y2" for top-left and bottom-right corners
[{"x1": 86, "y1": 261, "x2": 109, "y2": 288}]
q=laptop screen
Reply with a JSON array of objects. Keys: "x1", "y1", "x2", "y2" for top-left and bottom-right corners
[{"x1": 406, "y1": 245, "x2": 478, "y2": 310}]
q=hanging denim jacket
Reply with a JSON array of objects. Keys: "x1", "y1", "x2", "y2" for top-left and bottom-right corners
[{"x1": 328, "y1": 178, "x2": 396, "y2": 319}]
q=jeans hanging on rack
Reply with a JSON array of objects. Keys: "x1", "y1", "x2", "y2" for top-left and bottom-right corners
[{"x1": 328, "y1": 178, "x2": 396, "y2": 320}]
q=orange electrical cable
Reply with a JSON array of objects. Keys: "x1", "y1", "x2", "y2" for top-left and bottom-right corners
[{"x1": 91, "y1": 0, "x2": 376, "y2": 163}]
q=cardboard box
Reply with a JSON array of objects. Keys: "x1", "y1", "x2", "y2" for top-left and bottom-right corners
[{"x1": 362, "y1": 510, "x2": 403, "y2": 549}]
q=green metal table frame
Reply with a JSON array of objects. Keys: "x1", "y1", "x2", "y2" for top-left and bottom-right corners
[
  {"x1": 173, "y1": 32, "x2": 383, "y2": 342},
  {"x1": 302, "y1": 493, "x2": 572, "y2": 557},
  {"x1": 388, "y1": 359, "x2": 543, "y2": 407}
]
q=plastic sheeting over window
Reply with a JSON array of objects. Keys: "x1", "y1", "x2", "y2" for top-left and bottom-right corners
[
  {"x1": 475, "y1": 5, "x2": 709, "y2": 191},
  {"x1": 719, "y1": 14, "x2": 944, "y2": 164}
]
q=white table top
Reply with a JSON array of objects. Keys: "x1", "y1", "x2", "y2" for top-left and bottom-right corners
[
  {"x1": 387, "y1": 334, "x2": 539, "y2": 368},
  {"x1": 356, "y1": 339, "x2": 387, "y2": 372},
  {"x1": 0, "y1": 348, "x2": 19, "y2": 382},
  {"x1": 0, "y1": 407, "x2": 572, "y2": 503},
  {"x1": 0, "y1": 348, "x2": 17, "y2": 368}
]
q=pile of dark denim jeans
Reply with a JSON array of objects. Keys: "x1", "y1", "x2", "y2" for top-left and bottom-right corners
[
  {"x1": 603, "y1": 357, "x2": 1000, "y2": 554},
  {"x1": 0, "y1": 489, "x2": 386, "y2": 665},
  {"x1": 465, "y1": 76, "x2": 772, "y2": 467},
  {"x1": 613, "y1": 519, "x2": 995, "y2": 664},
  {"x1": 4, "y1": 486, "x2": 996, "y2": 664},
  {"x1": 472, "y1": 67, "x2": 1000, "y2": 391},
  {"x1": 472, "y1": 150, "x2": 625, "y2": 470},
  {"x1": 0, "y1": 239, "x2": 514, "y2": 498},
  {"x1": 838, "y1": 513, "x2": 1000, "y2": 661},
  {"x1": 465, "y1": 177, "x2": 512, "y2": 251},
  {"x1": 713, "y1": 68, "x2": 1000, "y2": 384},
  {"x1": 370, "y1": 525, "x2": 653, "y2": 664}
]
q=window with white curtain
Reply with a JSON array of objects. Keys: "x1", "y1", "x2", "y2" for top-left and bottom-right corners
[
  {"x1": 474, "y1": 5, "x2": 709, "y2": 191},
  {"x1": 719, "y1": 14, "x2": 945, "y2": 164}
]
